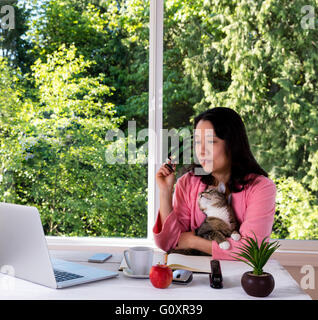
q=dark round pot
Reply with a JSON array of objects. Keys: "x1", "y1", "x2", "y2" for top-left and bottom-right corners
[{"x1": 241, "y1": 271, "x2": 275, "y2": 298}]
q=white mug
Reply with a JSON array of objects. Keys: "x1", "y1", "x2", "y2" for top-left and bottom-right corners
[{"x1": 123, "y1": 246, "x2": 154, "y2": 275}]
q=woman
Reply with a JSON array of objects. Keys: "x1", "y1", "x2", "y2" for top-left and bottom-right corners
[{"x1": 153, "y1": 107, "x2": 277, "y2": 260}]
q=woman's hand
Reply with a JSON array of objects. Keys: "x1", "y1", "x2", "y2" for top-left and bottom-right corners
[
  {"x1": 156, "y1": 159, "x2": 176, "y2": 193},
  {"x1": 175, "y1": 230, "x2": 196, "y2": 250}
]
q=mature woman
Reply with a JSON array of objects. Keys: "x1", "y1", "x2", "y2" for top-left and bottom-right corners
[{"x1": 153, "y1": 107, "x2": 277, "y2": 260}]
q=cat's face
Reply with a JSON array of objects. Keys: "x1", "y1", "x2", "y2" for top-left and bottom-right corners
[{"x1": 198, "y1": 188, "x2": 228, "y2": 209}]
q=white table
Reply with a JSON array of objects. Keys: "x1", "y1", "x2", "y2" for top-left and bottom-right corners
[{"x1": 0, "y1": 249, "x2": 311, "y2": 300}]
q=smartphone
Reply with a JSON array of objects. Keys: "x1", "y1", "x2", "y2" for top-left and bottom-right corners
[
  {"x1": 172, "y1": 269, "x2": 193, "y2": 285},
  {"x1": 88, "y1": 253, "x2": 112, "y2": 263}
]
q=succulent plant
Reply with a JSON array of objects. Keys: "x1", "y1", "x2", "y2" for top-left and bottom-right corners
[{"x1": 231, "y1": 232, "x2": 280, "y2": 275}]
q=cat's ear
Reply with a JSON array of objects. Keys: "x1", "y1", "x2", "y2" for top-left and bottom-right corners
[
  {"x1": 206, "y1": 184, "x2": 217, "y2": 192},
  {"x1": 217, "y1": 182, "x2": 226, "y2": 194}
]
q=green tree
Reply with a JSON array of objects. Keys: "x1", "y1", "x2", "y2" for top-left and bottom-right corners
[
  {"x1": 188, "y1": 0, "x2": 318, "y2": 195},
  {"x1": 272, "y1": 176, "x2": 318, "y2": 239},
  {"x1": 27, "y1": 0, "x2": 130, "y2": 110},
  {"x1": 0, "y1": 0, "x2": 35, "y2": 72},
  {"x1": 0, "y1": 45, "x2": 148, "y2": 237},
  {"x1": 0, "y1": 57, "x2": 25, "y2": 201}
]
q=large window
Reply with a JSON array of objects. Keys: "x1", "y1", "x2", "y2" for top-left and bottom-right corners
[{"x1": 1, "y1": 0, "x2": 317, "y2": 243}]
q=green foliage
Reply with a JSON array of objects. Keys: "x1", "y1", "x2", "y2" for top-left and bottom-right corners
[
  {"x1": 0, "y1": 0, "x2": 34, "y2": 72},
  {"x1": 232, "y1": 232, "x2": 280, "y2": 275},
  {"x1": 271, "y1": 176, "x2": 318, "y2": 240},
  {"x1": 27, "y1": 0, "x2": 149, "y2": 130},
  {"x1": 189, "y1": 0, "x2": 318, "y2": 195},
  {"x1": 0, "y1": 44, "x2": 147, "y2": 238}
]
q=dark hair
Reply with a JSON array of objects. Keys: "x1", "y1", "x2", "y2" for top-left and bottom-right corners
[{"x1": 182, "y1": 107, "x2": 268, "y2": 193}]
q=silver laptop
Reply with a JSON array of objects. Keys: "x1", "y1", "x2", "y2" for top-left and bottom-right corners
[{"x1": 0, "y1": 202, "x2": 118, "y2": 288}]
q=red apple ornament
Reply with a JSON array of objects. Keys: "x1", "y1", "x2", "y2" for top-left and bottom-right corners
[{"x1": 149, "y1": 263, "x2": 173, "y2": 289}]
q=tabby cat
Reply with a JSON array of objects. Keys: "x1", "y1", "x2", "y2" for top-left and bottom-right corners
[{"x1": 168, "y1": 182, "x2": 241, "y2": 256}]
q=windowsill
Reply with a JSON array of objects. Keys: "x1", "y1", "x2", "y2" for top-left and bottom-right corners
[
  {"x1": 270, "y1": 238, "x2": 318, "y2": 252},
  {"x1": 47, "y1": 236, "x2": 318, "y2": 258},
  {"x1": 270, "y1": 239, "x2": 318, "y2": 267},
  {"x1": 46, "y1": 235, "x2": 158, "y2": 251}
]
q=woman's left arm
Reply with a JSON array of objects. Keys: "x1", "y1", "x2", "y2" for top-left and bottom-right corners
[{"x1": 175, "y1": 231, "x2": 213, "y2": 255}]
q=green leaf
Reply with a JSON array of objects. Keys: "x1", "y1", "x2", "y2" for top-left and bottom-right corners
[{"x1": 232, "y1": 233, "x2": 280, "y2": 274}]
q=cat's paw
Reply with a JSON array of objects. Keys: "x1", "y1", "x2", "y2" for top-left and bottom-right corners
[
  {"x1": 231, "y1": 232, "x2": 241, "y2": 241},
  {"x1": 219, "y1": 241, "x2": 230, "y2": 250}
]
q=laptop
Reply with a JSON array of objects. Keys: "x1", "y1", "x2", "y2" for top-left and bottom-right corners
[{"x1": 0, "y1": 202, "x2": 118, "y2": 289}]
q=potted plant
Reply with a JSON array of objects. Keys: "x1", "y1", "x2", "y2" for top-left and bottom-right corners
[{"x1": 231, "y1": 232, "x2": 280, "y2": 298}]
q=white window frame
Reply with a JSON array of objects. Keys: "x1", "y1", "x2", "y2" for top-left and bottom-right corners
[
  {"x1": 47, "y1": 0, "x2": 163, "y2": 249},
  {"x1": 46, "y1": 0, "x2": 318, "y2": 259}
]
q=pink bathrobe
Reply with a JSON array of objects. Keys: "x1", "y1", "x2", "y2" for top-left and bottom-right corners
[{"x1": 153, "y1": 171, "x2": 277, "y2": 260}]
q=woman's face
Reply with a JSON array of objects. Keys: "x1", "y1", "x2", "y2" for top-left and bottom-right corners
[{"x1": 194, "y1": 120, "x2": 231, "y2": 175}]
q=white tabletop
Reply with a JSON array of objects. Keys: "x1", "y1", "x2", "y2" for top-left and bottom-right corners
[{"x1": 0, "y1": 249, "x2": 311, "y2": 300}]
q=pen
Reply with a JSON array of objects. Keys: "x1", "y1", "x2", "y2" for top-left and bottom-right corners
[
  {"x1": 164, "y1": 253, "x2": 168, "y2": 265},
  {"x1": 164, "y1": 138, "x2": 192, "y2": 172}
]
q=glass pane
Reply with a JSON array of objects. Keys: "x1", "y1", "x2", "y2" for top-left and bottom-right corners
[
  {"x1": 0, "y1": 0, "x2": 149, "y2": 238},
  {"x1": 163, "y1": 0, "x2": 318, "y2": 240}
]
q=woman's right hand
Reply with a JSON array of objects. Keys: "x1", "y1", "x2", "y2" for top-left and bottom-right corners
[{"x1": 156, "y1": 159, "x2": 176, "y2": 193}]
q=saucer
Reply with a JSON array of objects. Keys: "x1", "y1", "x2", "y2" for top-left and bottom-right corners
[{"x1": 123, "y1": 268, "x2": 149, "y2": 279}]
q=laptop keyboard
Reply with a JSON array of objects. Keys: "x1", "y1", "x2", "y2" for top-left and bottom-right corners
[{"x1": 54, "y1": 269, "x2": 84, "y2": 283}]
